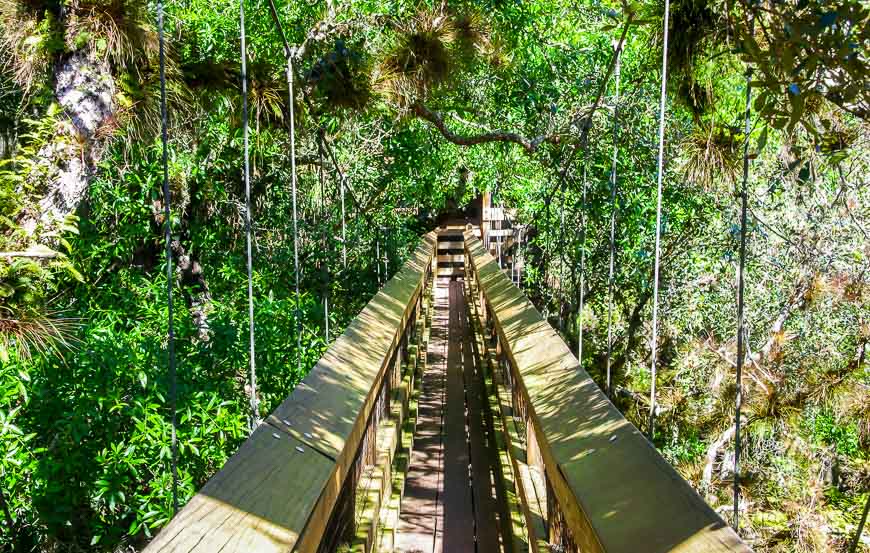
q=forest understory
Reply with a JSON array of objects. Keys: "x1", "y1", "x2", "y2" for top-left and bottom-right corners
[{"x1": 0, "y1": 0, "x2": 868, "y2": 551}]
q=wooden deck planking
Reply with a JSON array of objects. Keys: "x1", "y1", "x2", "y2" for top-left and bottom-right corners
[
  {"x1": 458, "y1": 280, "x2": 502, "y2": 553},
  {"x1": 464, "y1": 231, "x2": 750, "y2": 553},
  {"x1": 436, "y1": 240, "x2": 464, "y2": 251},
  {"x1": 440, "y1": 281, "x2": 475, "y2": 553},
  {"x1": 396, "y1": 277, "x2": 508, "y2": 553},
  {"x1": 146, "y1": 226, "x2": 750, "y2": 553},
  {"x1": 396, "y1": 279, "x2": 449, "y2": 553}
]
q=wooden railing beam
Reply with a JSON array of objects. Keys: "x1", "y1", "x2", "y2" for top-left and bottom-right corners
[
  {"x1": 145, "y1": 233, "x2": 437, "y2": 553},
  {"x1": 463, "y1": 230, "x2": 751, "y2": 553}
]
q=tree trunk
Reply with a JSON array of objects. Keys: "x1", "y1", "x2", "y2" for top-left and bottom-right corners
[
  {"x1": 701, "y1": 424, "x2": 737, "y2": 497},
  {"x1": 22, "y1": 51, "x2": 115, "y2": 232}
]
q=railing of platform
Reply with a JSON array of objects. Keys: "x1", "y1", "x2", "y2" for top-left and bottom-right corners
[
  {"x1": 145, "y1": 232, "x2": 436, "y2": 553},
  {"x1": 463, "y1": 230, "x2": 751, "y2": 553}
]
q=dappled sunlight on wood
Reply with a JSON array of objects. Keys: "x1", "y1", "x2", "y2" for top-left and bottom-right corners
[
  {"x1": 145, "y1": 233, "x2": 437, "y2": 553},
  {"x1": 465, "y1": 230, "x2": 750, "y2": 553}
]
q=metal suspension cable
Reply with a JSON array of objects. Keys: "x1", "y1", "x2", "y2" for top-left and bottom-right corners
[
  {"x1": 559, "y1": 188, "x2": 566, "y2": 332},
  {"x1": 376, "y1": 233, "x2": 381, "y2": 286},
  {"x1": 648, "y1": 0, "x2": 671, "y2": 441},
  {"x1": 573, "y1": 36, "x2": 630, "y2": 371},
  {"x1": 266, "y1": 0, "x2": 356, "y2": 296},
  {"x1": 157, "y1": 0, "x2": 179, "y2": 514},
  {"x1": 239, "y1": 0, "x2": 259, "y2": 430},
  {"x1": 264, "y1": 0, "x2": 302, "y2": 374},
  {"x1": 577, "y1": 160, "x2": 588, "y2": 366},
  {"x1": 287, "y1": 56, "x2": 302, "y2": 375},
  {"x1": 383, "y1": 225, "x2": 389, "y2": 277},
  {"x1": 544, "y1": 18, "x2": 632, "y2": 215},
  {"x1": 340, "y1": 165, "x2": 347, "y2": 268},
  {"x1": 319, "y1": 142, "x2": 352, "y2": 267},
  {"x1": 497, "y1": 216, "x2": 503, "y2": 269},
  {"x1": 318, "y1": 133, "x2": 329, "y2": 340},
  {"x1": 733, "y1": 14, "x2": 755, "y2": 533},
  {"x1": 605, "y1": 44, "x2": 623, "y2": 400},
  {"x1": 849, "y1": 494, "x2": 870, "y2": 553}
]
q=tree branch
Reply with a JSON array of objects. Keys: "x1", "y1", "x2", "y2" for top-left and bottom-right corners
[
  {"x1": 411, "y1": 15, "x2": 634, "y2": 160},
  {"x1": 412, "y1": 103, "x2": 560, "y2": 153},
  {"x1": 0, "y1": 251, "x2": 58, "y2": 259}
]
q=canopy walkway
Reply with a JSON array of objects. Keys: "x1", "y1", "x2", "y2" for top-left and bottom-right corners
[{"x1": 144, "y1": 225, "x2": 749, "y2": 553}]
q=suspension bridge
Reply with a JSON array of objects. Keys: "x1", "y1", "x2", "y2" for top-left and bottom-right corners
[
  {"x1": 143, "y1": 223, "x2": 750, "y2": 553},
  {"x1": 138, "y1": 0, "x2": 769, "y2": 549}
]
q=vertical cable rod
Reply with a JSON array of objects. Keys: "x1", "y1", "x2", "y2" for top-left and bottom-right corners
[
  {"x1": 648, "y1": 0, "x2": 671, "y2": 441},
  {"x1": 605, "y1": 44, "x2": 623, "y2": 399},
  {"x1": 340, "y1": 170, "x2": 347, "y2": 268},
  {"x1": 559, "y1": 189, "x2": 566, "y2": 332},
  {"x1": 157, "y1": 0, "x2": 179, "y2": 514},
  {"x1": 288, "y1": 56, "x2": 302, "y2": 375},
  {"x1": 497, "y1": 218, "x2": 503, "y2": 269},
  {"x1": 578, "y1": 160, "x2": 588, "y2": 366},
  {"x1": 733, "y1": 14, "x2": 755, "y2": 532},
  {"x1": 239, "y1": 0, "x2": 259, "y2": 429},
  {"x1": 849, "y1": 494, "x2": 869, "y2": 553},
  {"x1": 264, "y1": 0, "x2": 302, "y2": 375},
  {"x1": 318, "y1": 133, "x2": 329, "y2": 340}
]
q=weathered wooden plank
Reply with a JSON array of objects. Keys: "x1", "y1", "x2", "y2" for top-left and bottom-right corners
[
  {"x1": 483, "y1": 207, "x2": 517, "y2": 221},
  {"x1": 459, "y1": 281, "x2": 501, "y2": 553},
  {"x1": 437, "y1": 254, "x2": 465, "y2": 264},
  {"x1": 441, "y1": 281, "x2": 475, "y2": 553},
  {"x1": 146, "y1": 425, "x2": 332, "y2": 553},
  {"x1": 397, "y1": 280, "x2": 450, "y2": 552},
  {"x1": 145, "y1": 233, "x2": 436, "y2": 553},
  {"x1": 437, "y1": 267, "x2": 464, "y2": 277},
  {"x1": 464, "y1": 231, "x2": 750, "y2": 553},
  {"x1": 465, "y1": 284, "x2": 526, "y2": 553},
  {"x1": 437, "y1": 240, "x2": 464, "y2": 250}
]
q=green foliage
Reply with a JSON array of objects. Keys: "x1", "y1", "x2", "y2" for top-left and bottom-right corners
[
  {"x1": 804, "y1": 409, "x2": 862, "y2": 458},
  {"x1": 0, "y1": 0, "x2": 867, "y2": 551},
  {"x1": 0, "y1": 1, "x2": 64, "y2": 93},
  {"x1": 738, "y1": 0, "x2": 870, "y2": 132},
  {"x1": 0, "y1": 106, "x2": 84, "y2": 362}
]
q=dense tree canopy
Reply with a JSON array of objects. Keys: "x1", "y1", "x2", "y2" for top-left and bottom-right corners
[{"x1": 0, "y1": 0, "x2": 868, "y2": 551}]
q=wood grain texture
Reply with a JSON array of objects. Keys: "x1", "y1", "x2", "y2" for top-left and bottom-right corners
[
  {"x1": 437, "y1": 254, "x2": 465, "y2": 264},
  {"x1": 463, "y1": 231, "x2": 751, "y2": 553},
  {"x1": 145, "y1": 425, "x2": 333, "y2": 553},
  {"x1": 436, "y1": 241, "x2": 463, "y2": 250},
  {"x1": 145, "y1": 233, "x2": 436, "y2": 553}
]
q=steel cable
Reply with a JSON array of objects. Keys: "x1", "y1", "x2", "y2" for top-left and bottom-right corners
[
  {"x1": 648, "y1": 0, "x2": 671, "y2": 441},
  {"x1": 605, "y1": 44, "x2": 623, "y2": 400},
  {"x1": 733, "y1": 14, "x2": 755, "y2": 532},
  {"x1": 157, "y1": 0, "x2": 179, "y2": 513},
  {"x1": 239, "y1": 0, "x2": 260, "y2": 430}
]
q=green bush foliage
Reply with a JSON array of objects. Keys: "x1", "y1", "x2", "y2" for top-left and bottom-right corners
[{"x1": 0, "y1": 0, "x2": 867, "y2": 551}]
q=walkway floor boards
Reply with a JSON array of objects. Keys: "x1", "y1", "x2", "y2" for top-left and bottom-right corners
[{"x1": 396, "y1": 278, "x2": 505, "y2": 553}]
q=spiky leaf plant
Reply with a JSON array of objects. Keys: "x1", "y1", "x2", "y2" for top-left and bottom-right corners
[
  {"x1": 376, "y1": 11, "x2": 456, "y2": 110},
  {"x1": 115, "y1": 55, "x2": 192, "y2": 146},
  {"x1": 452, "y1": 10, "x2": 492, "y2": 65},
  {"x1": 0, "y1": 310, "x2": 79, "y2": 362},
  {"x1": 0, "y1": 107, "x2": 83, "y2": 361},
  {"x1": 64, "y1": 0, "x2": 157, "y2": 70},
  {"x1": 246, "y1": 60, "x2": 286, "y2": 126},
  {"x1": 679, "y1": 123, "x2": 741, "y2": 190},
  {"x1": 0, "y1": 0, "x2": 63, "y2": 93},
  {"x1": 309, "y1": 39, "x2": 372, "y2": 112}
]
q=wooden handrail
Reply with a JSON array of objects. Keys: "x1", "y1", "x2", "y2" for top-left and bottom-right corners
[
  {"x1": 145, "y1": 232, "x2": 437, "y2": 553},
  {"x1": 463, "y1": 231, "x2": 751, "y2": 553}
]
